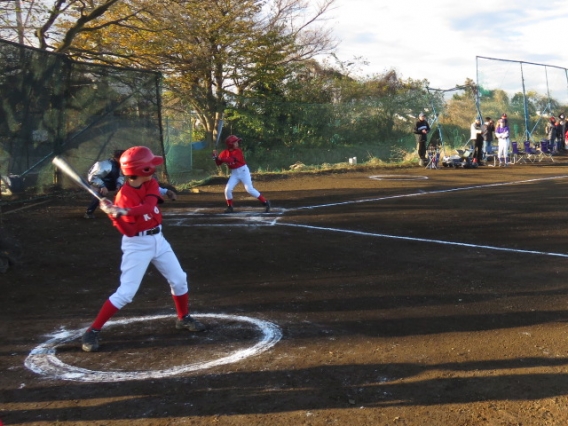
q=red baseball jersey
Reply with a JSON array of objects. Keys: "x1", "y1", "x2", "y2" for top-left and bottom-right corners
[
  {"x1": 215, "y1": 148, "x2": 246, "y2": 169},
  {"x1": 111, "y1": 178, "x2": 163, "y2": 237}
]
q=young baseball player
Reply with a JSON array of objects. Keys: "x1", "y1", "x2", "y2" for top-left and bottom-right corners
[
  {"x1": 81, "y1": 146, "x2": 205, "y2": 352},
  {"x1": 213, "y1": 135, "x2": 270, "y2": 213}
]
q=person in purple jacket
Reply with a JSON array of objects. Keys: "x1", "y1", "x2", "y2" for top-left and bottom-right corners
[{"x1": 495, "y1": 118, "x2": 510, "y2": 167}]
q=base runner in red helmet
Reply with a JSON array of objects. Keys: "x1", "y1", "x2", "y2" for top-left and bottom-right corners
[
  {"x1": 213, "y1": 135, "x2": 270, "y2": 213},
  {"x1": 80, "y1": 146, "x2": 205, "y2": 352}
]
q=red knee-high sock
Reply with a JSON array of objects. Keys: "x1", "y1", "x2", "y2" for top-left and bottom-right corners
[
  {"x1": 90, "y1": 299, "x2": 119, "y2": 331},
  {"x1": 226, "y1": 199, "x2": 233, "y2": 207},
  {"x1": 258, "y1": 195, "x2": 267, "y2": 203},
  {"x1": 172, "y1": 292, "x2": 189, "y2": 319}
]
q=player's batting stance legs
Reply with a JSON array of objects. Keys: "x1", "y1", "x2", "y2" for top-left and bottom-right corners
[
  {"x1": 213, "y1": 135, "x2": 270, "y2": 213},
  {"x1": 82, "y1": 236, "x2": 201, "y2": 352},
  {"x1": 224, "y1": 165, "x2": 269, "y2": 213}
]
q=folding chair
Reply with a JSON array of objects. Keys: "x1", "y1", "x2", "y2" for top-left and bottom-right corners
[
  {"x1": 523, "y1": 141, "x2": 538, "y2": 163},
  {"x1": 485, "y1": 151, "x2": 497, "y2": 167},
  {"x1": 425, "y1": 143, "x2": 440, "y2": 169},
  {"x1": 538, "y1": 140, "x2": 554, "y2": 162},
  {"x1": 511, "y1": 141, "x2": 526, "y2": 164}
]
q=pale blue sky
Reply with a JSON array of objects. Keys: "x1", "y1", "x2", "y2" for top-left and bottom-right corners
[{"x1": 327, "y1": 0, "x2": 568, "y2": 92}]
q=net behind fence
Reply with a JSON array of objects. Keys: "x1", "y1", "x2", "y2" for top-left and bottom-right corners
[
  {"x1": 0, "y1": 38, "x2": 164, "y2": 200},
  {"x1": 477, "y1": 56, "x2": 568, "y2": 142}
]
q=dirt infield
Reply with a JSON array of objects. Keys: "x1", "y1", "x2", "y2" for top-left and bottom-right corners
[{"x1": 3, "y1": 159, "x2": 568, "y2": 425}]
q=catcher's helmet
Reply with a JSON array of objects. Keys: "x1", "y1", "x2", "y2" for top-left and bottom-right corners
[
  {"x1": 224, "y1": 135, "x2": 241, "y2": 149},
  {"x1": 120, "y1": 146, "x2": 163, "y2": 176}
]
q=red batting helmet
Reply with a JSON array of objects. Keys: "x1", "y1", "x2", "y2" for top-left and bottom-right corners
[
  {"x1": 120, "y1": 146, "x2": 163, "y2": 176},
  {"x1": 224, "y1": 135, "x2": 241, "y2": 149}
]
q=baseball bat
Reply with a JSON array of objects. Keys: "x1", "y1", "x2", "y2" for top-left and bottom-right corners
[
  {"x1": 215, "y1": 117, "x2": 224, "y2": 147},
  {"x1": 52, "y1": 156, "x2": 104, "y2": 201}
]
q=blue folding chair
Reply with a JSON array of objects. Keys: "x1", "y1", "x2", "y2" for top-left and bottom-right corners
[
  {"x1": 511, "y1": 141, "x2": 526, "y2": 164},
  {"x1": 538, "y1": 140, "x2": 554, "y2": 162},
  {"x1": 523, "y1": 141, "x2": 538, "y2": 163}
]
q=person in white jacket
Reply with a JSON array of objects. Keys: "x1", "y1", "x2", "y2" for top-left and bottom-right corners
[{"x1": 495, "y1": 118, "x2": 510, "y2": 167}]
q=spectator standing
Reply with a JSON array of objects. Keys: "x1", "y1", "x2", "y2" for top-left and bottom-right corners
[
  {"x1": 495, "y1": 118, "x2": 510, "y2": 167},
  {"x1": 413, "y1": 112, "x2": 430, "y2": 166},
  {"x1": 481, "y1": 117, "x2": 495, "y2": 157},
  {"x1": 545, "y1": 117, "x2": 558, "y2": 153},
  {"x1": 558, "y1": 113, "x2": 566, "y2": 151},
  {"x1": 470, "y1": 118, "x2": 483, "y2": 164}
]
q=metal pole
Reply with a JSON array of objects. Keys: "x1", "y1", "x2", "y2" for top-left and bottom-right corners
[
  {"x1": 426, "y1": 86, "x2": 444, "y2": 149},
  {"x1": 475, "y1": 57, "x2": 483, "y2": 120},
  {"x1": 520, "y1": 62, "x2": 530, "y2": 141}
]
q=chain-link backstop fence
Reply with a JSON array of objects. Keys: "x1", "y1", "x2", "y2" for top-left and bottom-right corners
[{"x1": 477, "y1": 56, "x2": 568, "y2": 142}]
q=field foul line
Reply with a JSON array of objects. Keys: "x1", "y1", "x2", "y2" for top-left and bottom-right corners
[
  {"x1": 275, "y1": 175, "x2": 568, "y2": 258},
  {"x1": 288, "y1": 175, "x2": 568, "y2": 211},
  {"x1": 274, "y1": 221, "x2": 568, "y2": 258},
  {"x1": 164, "y1": 175, "x2": 568, "y2": 258}
]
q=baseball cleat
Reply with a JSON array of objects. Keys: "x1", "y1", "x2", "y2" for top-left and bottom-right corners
[
  {"x1": 81, "y1": 329, "x2": 100, "y2": 352},
  {"x1": 83, "y1": 212, "x2": 96, "y2": 219},
  {"x1": 176, "y1": 314, "x2": 206, "y2": 332},
  {"x1": 264, "y1": 200, "x2": 271, "y2": 213},
  {"x1": 224, "y1": 206, "x2": 234, "y2": 213}
]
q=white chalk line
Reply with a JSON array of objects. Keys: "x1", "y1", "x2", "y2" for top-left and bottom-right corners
[
  {"x1": 369, "y1": 174, "x2": 429, "y2": 180},
  {"x1": 275, "y1": 221, "x2": 568, "y2": 258},
  {"x1": 289, "y1": 175, "x2": 568, "y2": 211},
  {"x1": 25, "y1": 314, "x2": 282, "y2": 383},
  {"x1": 269, "y1": 175, "x2": 568, "y2": 258},
  {"x1": 165, "y1": 174, "x2": 568, "y2": 258}
]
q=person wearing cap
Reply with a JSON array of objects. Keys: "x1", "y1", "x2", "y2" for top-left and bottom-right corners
[
  {"x1": 557, "y1": 113, "x2": 566, "y2": 151},
  {"x1": 413, "y1": 112, "x2": 430, "y2": 166},
  {"x1": 495, "y1": 118, "x2": 511, "y2": 167}
]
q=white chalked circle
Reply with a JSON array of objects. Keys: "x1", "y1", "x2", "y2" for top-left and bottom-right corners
[
  {"x1": 25, "y1": 313, "x2": 282, "y2": 383},
  {"x1": 369, "y1": 175, "x2": 429, "y2": 180}
]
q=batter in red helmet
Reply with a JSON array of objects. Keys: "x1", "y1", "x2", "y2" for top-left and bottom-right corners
[
  {"x1": 213, "y1": 135, "x2": 270, "y2": 213},
  {"x1": 80, "y1": 146, "x2": 205, "y2": 352}
]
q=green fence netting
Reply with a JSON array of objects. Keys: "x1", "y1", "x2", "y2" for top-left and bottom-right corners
[{"x1": 0, "y1": 38, "x2": 164, "y2": 199}]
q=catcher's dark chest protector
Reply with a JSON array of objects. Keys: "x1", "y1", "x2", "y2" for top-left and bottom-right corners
[{"x1": 102, "y1": 160, "x2": 121, "y2": 191}]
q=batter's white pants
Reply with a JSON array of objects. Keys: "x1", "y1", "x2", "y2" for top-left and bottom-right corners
[
  {"x1": 224, "y1": 165, "x2": 260, "y2": 200},
  {"x1": 109, "y1": 230, "x2": 188, "y2": 309}
]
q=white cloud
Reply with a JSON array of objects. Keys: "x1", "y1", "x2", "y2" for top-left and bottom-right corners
[{"x1": 326, "y1": 0, "x2": 568, "y2": 101}]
